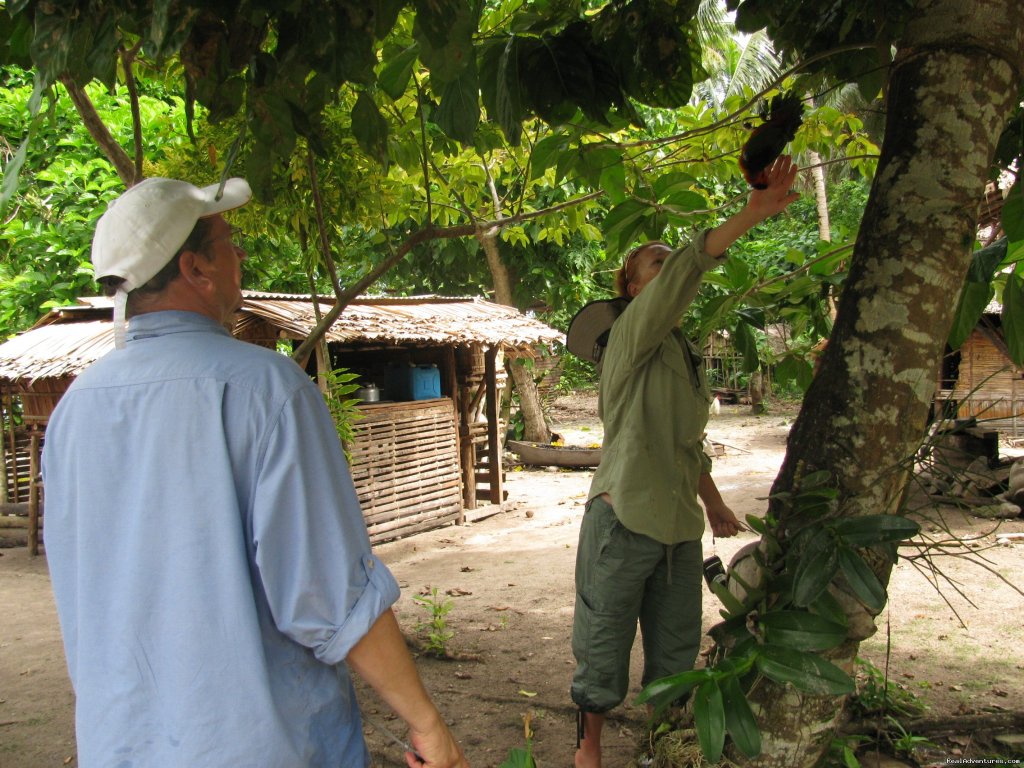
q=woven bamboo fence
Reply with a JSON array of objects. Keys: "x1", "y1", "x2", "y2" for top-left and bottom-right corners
[{"x1": 348, "y1": 398, "x2": 463, "y2": 543}]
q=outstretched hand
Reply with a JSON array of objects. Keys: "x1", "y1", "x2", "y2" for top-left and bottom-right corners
[
  {"x1": 704, "y1": 155, "x2": 800, "y2": 257},
  {"x1": 747, "y1": 155, "x2": 800, "y2": 220}
]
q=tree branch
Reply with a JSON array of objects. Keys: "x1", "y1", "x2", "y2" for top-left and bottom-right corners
[
  {"x1": 289, "y1": 188, "x2": 605, "y2": 364},
  {"x1": 119, "y1": 41, "x2": 145, "y2": 180},
  {"x1": 60, "y1": 76, "x2": 139, "y2": 187}
]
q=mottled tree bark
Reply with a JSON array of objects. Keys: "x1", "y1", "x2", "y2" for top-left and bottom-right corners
[{"x1": 733, "y1": 1, "x2": 1023, "y2": 766}]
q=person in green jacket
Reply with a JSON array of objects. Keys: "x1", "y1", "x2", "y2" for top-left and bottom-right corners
[{"x1": 572, "y1": 156, "x2": 799, "y2": 768}]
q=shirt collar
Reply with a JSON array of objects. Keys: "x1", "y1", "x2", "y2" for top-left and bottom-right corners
[{"x1": 125, "y1": 310, "x2": 231, "y2": 342}]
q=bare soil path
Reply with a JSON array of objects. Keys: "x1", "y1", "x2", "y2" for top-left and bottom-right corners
[{"x1": 2, "y1": 392, "x2": 1022, "y2": 767}]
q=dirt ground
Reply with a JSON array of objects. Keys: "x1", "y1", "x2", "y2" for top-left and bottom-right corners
[{"x1": 2, "y1": 391, "x2": 1023, "y2": 768}]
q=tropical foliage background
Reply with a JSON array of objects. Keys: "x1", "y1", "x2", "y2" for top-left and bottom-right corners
[
  {"x1": 1, "y1": 1, "x2": 1022, "y2": 765},
  {"x1": 0, "y1": 0, "x2": 898, "y2": 399}
]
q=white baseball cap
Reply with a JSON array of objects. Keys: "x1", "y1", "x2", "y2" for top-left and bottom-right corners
[
  {"x1": 92, "y1": 177, "x2": 252, "y2": 348},
  {"x1": 92, "y1": 176, "x2": 252, "y2": 291}
]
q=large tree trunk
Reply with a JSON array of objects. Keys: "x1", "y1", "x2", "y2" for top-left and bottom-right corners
[{"x1": 734, "y1": 1, "x2": 1023, "y2": 766}]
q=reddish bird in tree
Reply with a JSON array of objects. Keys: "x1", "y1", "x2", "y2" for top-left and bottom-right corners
[{"x1": 739, "y1": 92, "x2": 804, "y2": 189}]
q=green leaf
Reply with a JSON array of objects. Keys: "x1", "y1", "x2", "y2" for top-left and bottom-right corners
[
  {"x1": 636, "y1": 668, "x2": 711, "y2": 708},
  {"x1": 708, "y1": 578, "x2": 747, "y2": 618},
  {"x1": 745, "y1": 514, "x2": 766, "y2": 534},
  {"x1": 792, "y1": 530, "x2": 839, "y2": 607},
  {"x1": 652, "y1": 171, "x2": 697, "y2": 199},
  {"x1": 808, "y1": 589, "x2": 847, "y2": 627},
  {"x1": 530, "y1": 134, "x2": 567, "y2": 180},
  {"x1": 775, "y1": 355, "x2": 814, "y2": 392},
  {"x1": 663, "y1": 190, "x2": 709, "y2": 213},
  {"x1": 1003, "y1": 271, "x2": 1024, "y2": 365},
  {"x1": 1003, "y1": 181, "x2": 1024, "y2": 243},
  {"x1": 602, "y1": 199, "x2": 649, "y2": 256},
  {"x1": 577, "y1": 144, "x2": 625, "y2": 201},
  {"x1": 599, "y1": 159, "x2": 626, "y2": 205},
  {"x1": 720, "y1": 676, "x2": 761, "y2": 758},
  {"x1": 435, "y1": 63, "x2": 480, "y2": 145},
  {"x1": 759, "y1": 610, "x2": 847, "y2": 651},
  {"x1": 0, "y1": 73, "x2": 45, "y2": 214},
  {"x1": 756, "y1": 645, "x2": 855, "y2": 695},
  {"x1": 482, "y1": 36, "x2": 526, "y2": 145},
  {"x1": 948, "y1": 280, "x2": 994, "y2": 351},
  {"x1": 498, "y1": 747, "x2": 535, "y2": 768},
  {"x1": 968, "y1": 238, "x2": 1009, "y2": 282},
  {"x1": 833, "y1": 515, "x2": 920, "y2": 547},
  {"x1": 414, "y1": 0, "x2": 478, "y2": 82},
  {"x1": 694, "y1": 680, "x2": 726, "y2": 763},
  {"x1": 837, "y1": 547, "x2": 887, "y2": 612},
  {"x1": 378, "y1": 45, "x2": 419, "y2": 101},
  {"x1": 351, "y1": 92, "x2": 389, "y2": 165},
  {"x1": 800, "y1": 470, "x2": 834, "y2": 491},
  {"x1": 733, "y1": 319, "x2": 760, "y2": 374}
]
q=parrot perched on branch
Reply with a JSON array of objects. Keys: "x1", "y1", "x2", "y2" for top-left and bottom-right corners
[{"x1": 739, "y1": 92, "x2": 804, "y2": 189}]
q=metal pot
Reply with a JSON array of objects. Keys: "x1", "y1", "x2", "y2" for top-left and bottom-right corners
[{"x1": 356, "y1": 383, "x2": 380, "y2": 402}]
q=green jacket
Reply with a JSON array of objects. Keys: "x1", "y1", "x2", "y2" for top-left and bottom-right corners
[{"x1": 588, "y1": 230, "x2": 722, "y2": 544}]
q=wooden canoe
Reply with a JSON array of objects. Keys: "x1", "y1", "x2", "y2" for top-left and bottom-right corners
[{"x1": 506, "y1": 440, "x2": 602, "y2": 468}]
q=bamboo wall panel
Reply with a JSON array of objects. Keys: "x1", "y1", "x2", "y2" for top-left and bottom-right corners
[
  {"x1": 952, "y1": 332, "x2": 1024, "y2": 435},
  {"x1": 3, "y1": 430, "x2": 34, "y2": 504},
  {"x1": 349, "y1": 399, "x2": 462, "y2": 543}
]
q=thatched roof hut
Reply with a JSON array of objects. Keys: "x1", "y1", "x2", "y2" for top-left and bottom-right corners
[{"x1": 0, "y1": 292, "x2": 564, "y2": 551}]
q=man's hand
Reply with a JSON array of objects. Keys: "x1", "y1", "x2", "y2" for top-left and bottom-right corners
[{"x1": 407, "y1": 715, "x2": 468, "y2": 767}]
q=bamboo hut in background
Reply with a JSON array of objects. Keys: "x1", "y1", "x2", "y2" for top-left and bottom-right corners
[{"x1": 0, "y1": 293, "x2": 563, "y2": 552}]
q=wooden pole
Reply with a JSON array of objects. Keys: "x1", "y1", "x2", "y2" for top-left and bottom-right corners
[
  {"x1": 28, "y1": 430, "x2": 40, "y2": 556},
  {"x1": 460, "y1": 385, "x2": 477, "y2": 510},
  {"x1": 444, "y1": 347, "x2": 465, "y2": 523},
  {"x1": 485, "y1": 347, "x2": 503, "y2": 506},
  {"x1": 0, "y1": 389, "x2": 9, "y2": 505}
]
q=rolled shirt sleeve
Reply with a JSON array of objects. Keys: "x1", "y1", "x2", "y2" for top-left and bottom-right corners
[{"x1": 252, "y1": 383, "x2": 400, "y2": 664}]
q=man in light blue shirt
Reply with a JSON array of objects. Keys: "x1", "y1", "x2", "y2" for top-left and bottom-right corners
[{"x1": 42, "y1": 177, "x2": 468, "y2": 768}]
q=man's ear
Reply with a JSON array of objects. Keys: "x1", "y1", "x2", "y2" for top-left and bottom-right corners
[
  {"x1": 627, "y1": 282, "x2": 638, "y2": 298},
  {"x1": 177, "y1": 249, "x2": 214, "y2": 291}
]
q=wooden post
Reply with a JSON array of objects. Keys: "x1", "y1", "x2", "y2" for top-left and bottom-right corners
[
  {"x1": 28, "y1": 430, "x2": 40, "y2": 556},
  {"x1": 7, "y1": 391, "x2": 19, "y2": 502},
  {"x1": 459, "y1": 386, "x2": 476, "y2": 510},
  {"x1": 314, "y1": 339, "x2": 330, "y2": 395},
  {"x1": 0, "y1": 389, "x2": 9, "y2": 505},
  {"x1": 485, "y1": 347, "x2": 503, "y2": 506},
  {"x1": 444, "y1": 347, "x2": 465, "y2": 523}
]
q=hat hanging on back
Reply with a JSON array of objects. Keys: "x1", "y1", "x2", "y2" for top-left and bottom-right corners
[
  {"x1": 565, "y1": 297, "x2": 630, "y2": 364},
  {"x1": 92, "y1": 177, "x2": 252, "y2": 348}
]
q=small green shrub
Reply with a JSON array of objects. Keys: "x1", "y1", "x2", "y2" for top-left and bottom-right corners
[
  {"x1": 851, "y1": 658, "x2": 927, "y2": 719},
  {"x1": 412, "y1": 587, "x2": 455, "y2": 657}
]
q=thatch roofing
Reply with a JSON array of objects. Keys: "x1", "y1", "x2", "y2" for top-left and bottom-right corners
[
  {"x1": 0, "y1": 292, "x2": 564, "y2": 384},
  {"x1": 237, "y1": 292, "x2": 564, "y2": 348},
  {"x1": 0, "y1": 320, "x2": 113, "y2": 381}
]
